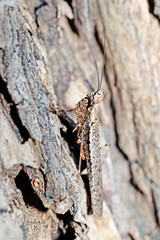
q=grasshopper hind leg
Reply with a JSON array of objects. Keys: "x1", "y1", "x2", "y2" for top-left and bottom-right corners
[{"x1": 60, "y1": 141, "x2": 84, "y2": 201}]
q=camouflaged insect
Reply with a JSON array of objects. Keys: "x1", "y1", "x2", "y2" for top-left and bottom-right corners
[
  {"x1": 50, "y1": 36, "x2": 105, "y2": 216},
  {"x1": 74, "y1": 90, "x2": 104, "y2": 216}
]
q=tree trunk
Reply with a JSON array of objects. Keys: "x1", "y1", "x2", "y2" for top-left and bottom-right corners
[{"x1": 0, "y1": 0, "x2": 160, "y2": 239}]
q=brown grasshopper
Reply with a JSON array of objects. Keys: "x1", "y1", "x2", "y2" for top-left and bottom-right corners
[{"x1": 50, "y1": 37, "x2": 105, "y2": 216}]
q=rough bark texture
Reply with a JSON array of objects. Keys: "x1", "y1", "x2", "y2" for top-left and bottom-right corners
[{"x1": 0, "y1": 0, "x2": 160, "y2": 239}]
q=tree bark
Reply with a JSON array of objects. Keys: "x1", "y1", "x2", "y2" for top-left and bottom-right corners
[{"x1": 0, "y1": 0, "x2": 160, "y2": 239}]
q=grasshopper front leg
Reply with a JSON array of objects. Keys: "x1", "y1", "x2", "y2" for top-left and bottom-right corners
[{"x1": 49, "y1": 103, "x2": 76, "y2": 114}]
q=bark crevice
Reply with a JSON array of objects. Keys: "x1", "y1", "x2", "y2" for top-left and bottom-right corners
[
  {"x1": 15, "y1": 168, "x2": 48, "y2": 212},
  {"x1": 148, "y1": 0, "x2": 160, "y2": 21},
  {"x1": 0, "y1": 75, "x2": 30, "y2": 143},
  {"x1": 34, "y1": 1, "x2": 48, "y2": 30},
  {"x1": 151, "y1": 189, "x2": 160, "y2": 227}
]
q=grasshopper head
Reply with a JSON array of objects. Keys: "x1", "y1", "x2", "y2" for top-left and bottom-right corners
[{"x1": 93, "y1": 90, "x2": 104, "y2": 104}]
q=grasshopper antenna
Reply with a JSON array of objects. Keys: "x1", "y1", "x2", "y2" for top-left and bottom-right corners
[
  {"x1": 82, "y1": 33, "x2": 101, "y2": 90},
  {"x1": 82, "y1": 31, "x2": 106, "y2": 91}
]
